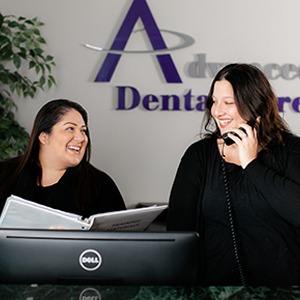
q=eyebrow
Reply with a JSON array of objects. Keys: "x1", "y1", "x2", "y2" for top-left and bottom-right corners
[
  {"x1": 63, "y1": 122, "x2": 87, "y2": 128},
  {"x1": 212, "y1": 95, "x2": 234, "y2": 100}
]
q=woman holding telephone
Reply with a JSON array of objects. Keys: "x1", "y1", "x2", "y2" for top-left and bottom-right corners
[{"x1": 167, "y1": 63, "x2": 300, "y2": 286}]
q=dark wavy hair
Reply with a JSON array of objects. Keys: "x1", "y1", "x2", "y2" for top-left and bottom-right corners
[
  {"x1": 203, "y1": 63, "x2": 291, "y2": 147},
  {"x1": 0, "y1": 99, "x2": 92, "y2": 212}
]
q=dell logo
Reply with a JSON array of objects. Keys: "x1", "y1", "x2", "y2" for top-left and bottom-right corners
[
  {"x1": 79, "y1": 249, "x2": 102, "y2": 271},
  {"x1": 79, "y1": 288, "x2": 101, "y2": 300},
  {"x1": 82, "y1": 257, "x2": 100, "y2": 264}
]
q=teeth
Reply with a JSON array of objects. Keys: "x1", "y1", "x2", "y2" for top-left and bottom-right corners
[
  {"x1": 220, "y1": 120, "x2": 231, "y2": 125},
  {"x1": 68, "y1": 146, "x2": 80, "y2": 152}
]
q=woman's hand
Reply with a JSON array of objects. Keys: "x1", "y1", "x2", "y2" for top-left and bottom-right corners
[{"x1": 226, "y1": 123, "x2": 259, "y2": 169}]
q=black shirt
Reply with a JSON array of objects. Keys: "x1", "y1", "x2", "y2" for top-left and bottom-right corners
[
  {"x1": 167, "y1": 134, "x2": 300, "y2": 286},
  {"x1": 0, "y1": 162, "x2": 126, "y2": 218}
]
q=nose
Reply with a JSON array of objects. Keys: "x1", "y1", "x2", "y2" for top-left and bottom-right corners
[
  {"x1": 73, "y1": 129, "x2": 86, "y2": 142},
  {"x1": 213, "y1": 101, "x2": 226, "y2": 116}
]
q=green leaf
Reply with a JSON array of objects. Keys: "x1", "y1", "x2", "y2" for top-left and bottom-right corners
[
  {"x1": 7, "y1": 21, "x2": 18, "y2": 28},
  {"x1": 47, "y1": 78, "x2": 54, "y2": 89},
  {"x1": 34, "y1": 47, "x2": 44, "y2": 56},
  {"x1": 49, "y1": 75, "x2": 56, "y2": 85},
  {"x1": 24, "y1": 19, "x2": 34, "y2": 25},
  {"x1": 32, "y1": 28, "x2": 41, "y2": 36},
  {"x1": 0, "y1": 35, "x2": 13, "y2": 60},
  {"x1": 15, "y1": 85, "x2": 21, "y2": 96},
  {"x1": 39, "y1": 64, "x2": 45, "y2": 74},
  {"x1": 13, "y1": 54, "x2": 21, "y2": 69},
  {"x1": 0, "y1": 13, "x2": 4, "y2": 26},
  {"x1": 39, "y1": 75, "x2": 45, "y2": 86},
  {"x1": 18, "y1": 48, "x2": 27, "y2": 59},
  {"x1": 35, "y1": 65, "x2": 40, "y2": 74},
  {"x1": 37, "y1": 36, "x2": 46, "y2": 44},
  {"x1": 46, "y1": 55, "x2": 54, "y2": 62},
  {"x1": 45, "y1": 64, "x2": 51, "y2": 72},
  {"x1": 28, "y1": 61, "x2": 35, "y2": 69},
  {"x1": 25, "y1": 40, "x2": 35, "y2": 49}
]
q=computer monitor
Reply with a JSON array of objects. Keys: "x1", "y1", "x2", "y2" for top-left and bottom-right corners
[{"x1": 0, "y1": 229, "x2": 200, "y2": 285}]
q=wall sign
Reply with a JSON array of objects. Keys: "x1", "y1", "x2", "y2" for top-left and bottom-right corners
[
  {"x1": 85, "y1": 0, "x2": 194, "y2": 83},
  {"x1": 84, "y1": 0, "x2": 300, "y2": 113}
]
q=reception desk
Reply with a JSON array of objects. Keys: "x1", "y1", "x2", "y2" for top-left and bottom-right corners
[
  {"x1": 0, "y1": 284, "x2": 300, "y2": 299},
  {"x1": 1, "y1": 210, "x2": 299, "y2": 299}
]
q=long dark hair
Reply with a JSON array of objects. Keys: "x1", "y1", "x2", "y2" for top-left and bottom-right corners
[
  {"x1": 203, "y1": 63, "x2": 291, "y2": 147},
  {"x1": 0, "y1": 99, "x2": 92, "y2": 211}
]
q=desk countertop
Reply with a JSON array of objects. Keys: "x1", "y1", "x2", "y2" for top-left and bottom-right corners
[{"x1": 0, "y1": 285, "x2": 300, "y2": 300}]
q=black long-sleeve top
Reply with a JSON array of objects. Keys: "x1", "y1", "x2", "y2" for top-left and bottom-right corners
[
  {"x1": 167, "y1": 133, "x2": 300, "y2": 286},
  {"x1": 0, "y1": 161, "x2": 126, "y2": 218}
]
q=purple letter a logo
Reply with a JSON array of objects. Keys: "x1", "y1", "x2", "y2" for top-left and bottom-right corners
[{"x1": 95, "y1": 0, "x2": 182, "y2": 83}]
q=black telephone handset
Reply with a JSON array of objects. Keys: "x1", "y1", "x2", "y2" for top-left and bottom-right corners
[{"x1": 222, "y1": 120, "x2": 256, "y2": 146}]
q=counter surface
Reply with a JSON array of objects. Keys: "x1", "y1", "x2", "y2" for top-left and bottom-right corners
[{"x1": 0, "y1": 285, "x2": 299, "y2": 300}]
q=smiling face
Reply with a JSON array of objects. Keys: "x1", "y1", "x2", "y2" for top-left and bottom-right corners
[
  {"x1": 211, "y1": 80, "x2": 247, "y2": 135},
  {"x1": 38, "y1": 108, "x2": 88, "y2": 170}
]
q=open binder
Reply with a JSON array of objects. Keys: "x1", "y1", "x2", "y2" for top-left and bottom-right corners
[{"x1": 0, "y1": 195, "x2": 167, "y2": 231}]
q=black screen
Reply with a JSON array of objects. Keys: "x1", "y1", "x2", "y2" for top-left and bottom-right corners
[{"x1": 0, "y1": 229, "x2": 200, "y2": 285}]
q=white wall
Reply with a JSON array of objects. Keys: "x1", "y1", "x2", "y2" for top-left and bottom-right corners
[{"x1": 1, "y1": 0, "x2": 300, "y2": 207}]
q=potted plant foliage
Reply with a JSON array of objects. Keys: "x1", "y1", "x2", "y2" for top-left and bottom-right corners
[{"x1": 0, "y1": 12, "x2": 56, "y2": 161}]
